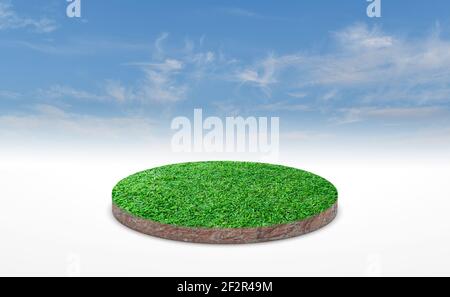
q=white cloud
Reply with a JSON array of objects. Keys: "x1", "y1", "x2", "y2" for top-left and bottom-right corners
[
  {"x1": 37, "y1": 85, "x2": 107, "y2": 101},
  {"x1": 34, "y1": 104, "x2": 68, "y2": 118},
  {"x1": 104, "y1": 80, "x2": 128, "y2": 103},
  {"x1": 335, "y1": 24, "x2": 394, "y2": 50},
  {"x1": 335, "y1": 106, "x2": 448, "y2": 124},
  {"x1": 20, "y1": 25, "x2": 450, "y2": 120},
  {"x1": 2, "y1": 39, "x2": 151, "y2": 55},
  {"x1": 0, "y1": 105, "x2": 155, "y2": 145},
  {"x1": 146, "y1": 59, "x2": 184, "y2": 71},
  {"x1": 11, "y1": 34, "x2": 229, "y2": 105},
  {"x1": 321, "y1": 89, "x2": 339, "y2": 101},
  {"x1": 366, "y1": 107, "x2": 445, "y2": 118},
  {"x1": 35, "y1": 58, "x2": 189, "y2": 104},
  {"x1": 220, "y1": 7, "x2": 290, "y2": 21},
  {"x1": 236, "y1": 54, "x2": 301, "y2": 95},
  {"x1": 258, "y1": 101, "x2": 310, "y2": 112},
  {"x1": 190, "y1": 51, "x2": 215, "y2": 65},
  {"x1": 0, "y1": 90, "x2": 20, "y2": 99},
  {"x1": 0, "y1": 0, "x2": 56, "y2": 33},
  {"x1": 131, "y1": 59, "x2": 188, "y2": 103},
  {"x1": 154, "y1": 32, "x2": 169, "y2": 58},
  {"x1": 237, "y1": 69, "x2": 269, "y2": 86},
  {"x1": 322, "y1": 24, "x2": 450, "y2": 96},
  {"x1": 118, "y1": 34, "x2": 236, "y2": 103},
  {"x1": 281, "y1": 130, "x2": 333, "y2": 142},
  {"x1": 235, "y1": 23, "x2": 450, "y2": 108},
  {"x1": 99, "y1": 58, "x2": 189, "y2": 103},
  {"x1": 287, "y1": 92, "x2": 307, "y2": 99},
  {"x1": 221, "y1": 8, "x2": 261, "y2": 18}
]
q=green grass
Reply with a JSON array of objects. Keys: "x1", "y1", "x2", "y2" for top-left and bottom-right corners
[{"x1": 112, "y1": 161, "x2": 338, "y2": 228}]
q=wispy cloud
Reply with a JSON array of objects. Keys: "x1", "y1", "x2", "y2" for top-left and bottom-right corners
[
  {"x1": 37, "y1": 85, "x2": 107, "y2": 102},
  {"x1": 133, "y1": 59, "x2": 188, "y2": 103},
  {"x1": 0, "y1": 0, "x2": 56, "y2": 33},
  {"x1": 33, "y1": 59, "x2": 189, "y2": 104},
  {"x1": 236, "y1": 54, "x2": 301, "y2": 96},
  {"x1": 13, "y1": 24, "x2": 450, "y2": 131},
  {"x1": 235, "y1": 23, "x2": 450, "y2": 125},
  {"x1": 281, "y1": 130, "x2": 334, "y2": 142},
  {"x1": 0, "y1": 90, "x2": 21, "y2": 100},
  {"x1": 258, "y1": 101, "x2": 310, "y2": 112},
  {"x1": 0, "y1": 104, "x2": 155, "y2": 145},
  {"x1": 335, "y1": 24, "x2": 394, "y2": 50},
  {"x1": 334, "y1": 106, "x2": 448, "y2": 124},
  {"x1": 104, "y1": 80, "x2": 128, "y2": 103},
  {"x1": 1, "y1": 38, "x2": 151, "y2": 55},
  {"x1": 33, "y1": 37, "x2": 214, "y2": 104},
  {"x1": 237, "y1": 23, "x2": 450, "y2": 91},
  {"x1": 220, "y1": 7, "x2": 290, "y2": 21},
  {"x1": 221, "y1": 8, "x2": 261, "y2": 18},
  {"x1": 287, "y1": 92, "x2": 307, "y2": 99},
  {"x1": 154, "y1": 32, "x2": 169, "y2": 59},
  {"x1": 114, "y1": 34, "x2": 233, "y2": 103}
]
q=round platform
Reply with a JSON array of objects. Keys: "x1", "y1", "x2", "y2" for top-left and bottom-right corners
[{"x1": 112, "y1": 161, "x2": 338, "y2": 244}]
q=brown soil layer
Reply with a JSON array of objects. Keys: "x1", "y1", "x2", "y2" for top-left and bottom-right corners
[{"x1": 112, "y1": 203, "x2": 338, "y2": 244}]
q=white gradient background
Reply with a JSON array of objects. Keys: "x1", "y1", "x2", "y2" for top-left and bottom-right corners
[{"x1": 1, "y1": 141, "x2": 449, "y2": 277}]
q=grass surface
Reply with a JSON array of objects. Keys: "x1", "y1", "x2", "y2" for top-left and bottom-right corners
[{"x1": 112, "y1": 161, "x2": 338, "y2": 228}]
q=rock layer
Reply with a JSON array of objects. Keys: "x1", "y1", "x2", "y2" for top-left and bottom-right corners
[{"x1": 112, "y1": 203, "x2": 338, "y2": 244}]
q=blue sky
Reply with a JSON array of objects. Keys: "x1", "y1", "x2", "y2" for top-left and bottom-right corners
[{"x1": 1, "y1": 0, "x2": 450, "y2": 147}]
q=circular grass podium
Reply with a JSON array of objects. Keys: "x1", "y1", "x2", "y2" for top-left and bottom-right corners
[{"x1": 112, "y1": 161, "x2": 338, "y2": 244}]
